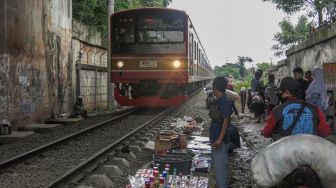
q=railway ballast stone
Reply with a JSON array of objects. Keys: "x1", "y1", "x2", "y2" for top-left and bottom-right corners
[
  {"x1": 87, "y1": 174, "x2": 114, "y2": 188},
  {"x1": 144, "y1": 133, "x2": 154, "y2": 140},
  {"x1": 134, "y1": 140, "x2": 146, "y2": 148},
  {"x1": 100, "y1": 165, "x2": 123, "y2": 177},
  {"x1": 139, "y1": 136, "x2": 150, "y2": 143},
  {"x1": 76, "y1": 186, "x2": 94, "y2": 188},
  {"x1": 110, "y1": 157, "x2": 130, "y2": 169},
  {"x1": 117, "y1": 151, "x2": 137, "y2": 161},
  {"x1": 129, "y1": 145, "x2": 142, "y2": 154}
]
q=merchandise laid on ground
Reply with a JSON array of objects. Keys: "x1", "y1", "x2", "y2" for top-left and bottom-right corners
[{"x1": 126, "y1": 116, "x2": 211, "y2": 188}]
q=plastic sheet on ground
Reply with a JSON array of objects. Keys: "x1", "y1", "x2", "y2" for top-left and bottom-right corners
[
  {"x1": 169, "y1": 117, "x2": 204, "y2": 136},
  {"x1": 251, "y1": 135, "x2": 336, "y2": 188},
  {"x1": 187, "y1": 136, "x2": 211, "y2": 155},
  {"x1": 127, "y1": 175, "x2": 145, "y2": 188}
]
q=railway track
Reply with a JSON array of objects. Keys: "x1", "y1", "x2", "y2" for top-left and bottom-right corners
[
  {"x1": 46, "y1": 107, "x2": 175, "y2": 188},
  {"x1": 0, "y1": 89, "x2": 205, "y2": 188},
  {"x1": 0, "y1": 108, "x2": 138, "y2": 170},
  {"x1": 0, "y1": 107, "x2": 170, "y2": 187},
  {"x1": 45, "y1": 89, "x2": 204, "y2": 188}
]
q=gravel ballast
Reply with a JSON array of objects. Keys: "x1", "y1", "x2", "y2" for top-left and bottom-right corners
[{"x1": 0, "y1": 109, "x2": 164, "y2": 187}]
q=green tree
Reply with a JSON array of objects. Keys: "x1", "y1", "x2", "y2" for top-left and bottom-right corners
[
  {"x1": 256, "y1": 62, "x2": 272, "y2": 73},
  {"x1": 263, "y1": 0, "x2": 336, "y2": 26},
  {"x1": 237, "y1": 56, "x2": 253, "y2": 78},
  {"x1": 326, "y1": 2, "x2": 336, "y2": 19},
  {"x1": 271, "y1": 15, "x2": 310, "y2": 57},
  {"x1": 73, "y1": 0, "x2": 172, "y2": 46},
  {"x1": 214, "y1": 64, "x2": 241, "y2": 79}
]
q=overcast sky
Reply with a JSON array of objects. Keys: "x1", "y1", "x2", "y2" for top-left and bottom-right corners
[{"x1": 169, "y1": 0, "x2": 295, "y2": 68}]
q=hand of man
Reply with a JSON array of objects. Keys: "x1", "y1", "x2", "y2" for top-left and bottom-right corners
[{"x1": 212, "y1": 138, "x2": 222, "y2": 149}]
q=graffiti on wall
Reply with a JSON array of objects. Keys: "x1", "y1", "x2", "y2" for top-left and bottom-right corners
[
  {"x1": 46, "y1": 31, "x2": 72, "y2": 116},
  {"x1": 18, "y1": 63, "x2": 43, "y2": 114},
  {"x1": 0, "y1": 54, "x2": 9, "y2": 118}
]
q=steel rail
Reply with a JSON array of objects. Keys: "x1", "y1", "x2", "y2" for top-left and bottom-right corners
[
  {"x1": 0, "y1": 108, "x2": 139, "y2": 170},
  {"x1": 46, "y1": 107, "x2": 175, "y2": 188}
]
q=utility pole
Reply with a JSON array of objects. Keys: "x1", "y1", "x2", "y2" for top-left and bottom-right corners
[
  {"x1": 270, "y1": 58, "x2": 273, "y2": 66},
  {"x1": 107, "y1": 0, "x2": 114, "y2": 111}
]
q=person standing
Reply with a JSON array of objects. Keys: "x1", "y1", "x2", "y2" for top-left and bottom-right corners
[
  {"x1": 293, "y1": 67, "x2": 309, "y2": 100},
  {"x1": 305, "y1": 70, "x2": 313, "y2": 85},
  {"x1": 251, "y1": 70, "x2": 263, "y2": 92},
  {"x1": 251, "y1": 71, "x2": 266, "y2": 123},
  {"x1": 240, "y1": 87, "x2": 247, "y2": 114},
  {"x1": 261, "y1": 77, "x2": 331, "y2": 141},
  {"x1": 306, "y1": 67, "x2": 329, "y2": 112},
  {"x1": 208, "y1": 76, "x2": 233, "y2": 188},
  {"x1": 265, "y1": 74, "x2": 279, "y2": 115},
  {"x1": 247, "y1": 88, "x2": 252, "y2": 112}
]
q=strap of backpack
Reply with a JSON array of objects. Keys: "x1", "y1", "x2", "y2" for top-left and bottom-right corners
[{"x1": 285, "y1": 101, "x2": 306, "y2": 134}]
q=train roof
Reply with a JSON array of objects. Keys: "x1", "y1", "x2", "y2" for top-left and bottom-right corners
[{"x1": 112, "y1": 7, "x2": 187, "y2": 17}]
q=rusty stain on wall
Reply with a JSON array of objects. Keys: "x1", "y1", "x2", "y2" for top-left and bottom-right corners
[
  {"x1": 0, "y1": 54, "x2": 9, "y2": 118},
  {"x1": 0, "y1": 0, "x2": 73, "y2": 127},
  {"x1": 0, "y1": 0, "x2": 111, "y2": 127}
]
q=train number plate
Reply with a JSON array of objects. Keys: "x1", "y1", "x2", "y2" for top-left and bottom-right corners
[{"x1": 139, "y1": 61, "x2": 157, "y2": 68}]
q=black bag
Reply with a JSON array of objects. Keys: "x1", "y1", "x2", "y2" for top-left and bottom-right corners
[
  {"x1": 208, "y1": 102, "x2": 223, "y2": 123},
  {"x1": 271, "y1": 101, "x2": 306, "y2": 141},
  {"x1": 0, "y1": 120, "x2": 11, "y2": 135}
]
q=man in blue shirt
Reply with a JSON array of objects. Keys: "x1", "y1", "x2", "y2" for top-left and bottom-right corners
[{"x1": 209, "y1": 76, "x2": 233, "y2": 188}]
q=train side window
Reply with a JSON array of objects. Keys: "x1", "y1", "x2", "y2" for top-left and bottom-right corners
[
  {"x1": 194, "y1": 42, "x2": 197, "y2": 62},
  {"x1": 198, "y1": 49, "x2": 200, "y2": 65},
  {"x1": 190, "y1": 34, "x2": 194, "y2": 60}
]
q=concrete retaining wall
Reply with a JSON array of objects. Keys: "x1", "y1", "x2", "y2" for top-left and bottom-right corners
[
  {"x1": 0, "y1": 0, "x2": 73, "y2": 126},
  {"x1": 271, "y1": 21, "x2": 336, "y2": 79},
  {"x1": 72, "y1": 20, "x2": 108, "y2": 112}
]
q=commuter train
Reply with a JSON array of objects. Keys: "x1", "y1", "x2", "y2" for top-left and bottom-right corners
[{"x1": 110, "y1": 8, "x2": 214, "y2": 106}]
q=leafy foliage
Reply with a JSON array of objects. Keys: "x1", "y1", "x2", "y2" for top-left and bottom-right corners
[
  {"x1": 214, "y1": 64, "x2": 241, "y2": 79},
  {"x1": 72, "y1": 0, "x2": 172, "y2": 46},
  {"x1": 234, "y1": 75, "x2": 253, "y2": 92},
  {"x1": 271, "y1": 15, "x2": 310, "y2": 57},
  {"x1": 263, "y1": 0, "x2": 336, "y2": 25},
  {"x1": 237, "y1": 56, "x2": 253, "y2": 78},
  {"x1": 256, "y1": 62, "x2": 272, "y2": 73},
  {"x1": 214, "y1": 56, "x2": 253, "y2": 80}
]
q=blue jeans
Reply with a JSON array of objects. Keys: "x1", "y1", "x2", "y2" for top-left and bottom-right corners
[{"x1": 211, "y1": 143, "x2": 229, "y2": 188}]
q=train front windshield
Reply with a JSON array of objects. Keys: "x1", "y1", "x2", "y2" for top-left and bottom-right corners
[{"x1": 112, "y1": 13, "x2": 186, "y2": 54}]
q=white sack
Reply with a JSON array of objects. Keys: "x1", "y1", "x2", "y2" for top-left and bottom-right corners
[
  {"x1": 226, "y1": 90, "x2": 239, "y2": 102},
  {"x1": 251, "y1": 135, "x2": 336, "y2": 188}
]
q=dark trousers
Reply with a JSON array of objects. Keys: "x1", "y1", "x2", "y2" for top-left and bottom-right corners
[{"x1": 240, "y1": 91, "x2": 247, "y2": 113}]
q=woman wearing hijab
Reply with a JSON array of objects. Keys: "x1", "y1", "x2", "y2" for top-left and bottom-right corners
[{"x1": 306, "y1": 67, "x2": 329, "y2": 112}]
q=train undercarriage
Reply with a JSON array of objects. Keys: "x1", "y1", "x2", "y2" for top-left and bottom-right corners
[{"x1": 114, "y1": 79, "x2": 211, "y2": 107}]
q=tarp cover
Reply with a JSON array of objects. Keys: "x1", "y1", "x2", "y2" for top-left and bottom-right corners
[{"x1": 251, "y1": 135, "x2": 336, "y2": 188}]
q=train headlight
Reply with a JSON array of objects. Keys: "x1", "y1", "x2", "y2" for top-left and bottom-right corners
[
  {"x1": 172, "y1": 60, "x2": 181, "y2": 68},
  {"x1": 117, "y1": 61, "x2": 124, "y2": 68}
]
